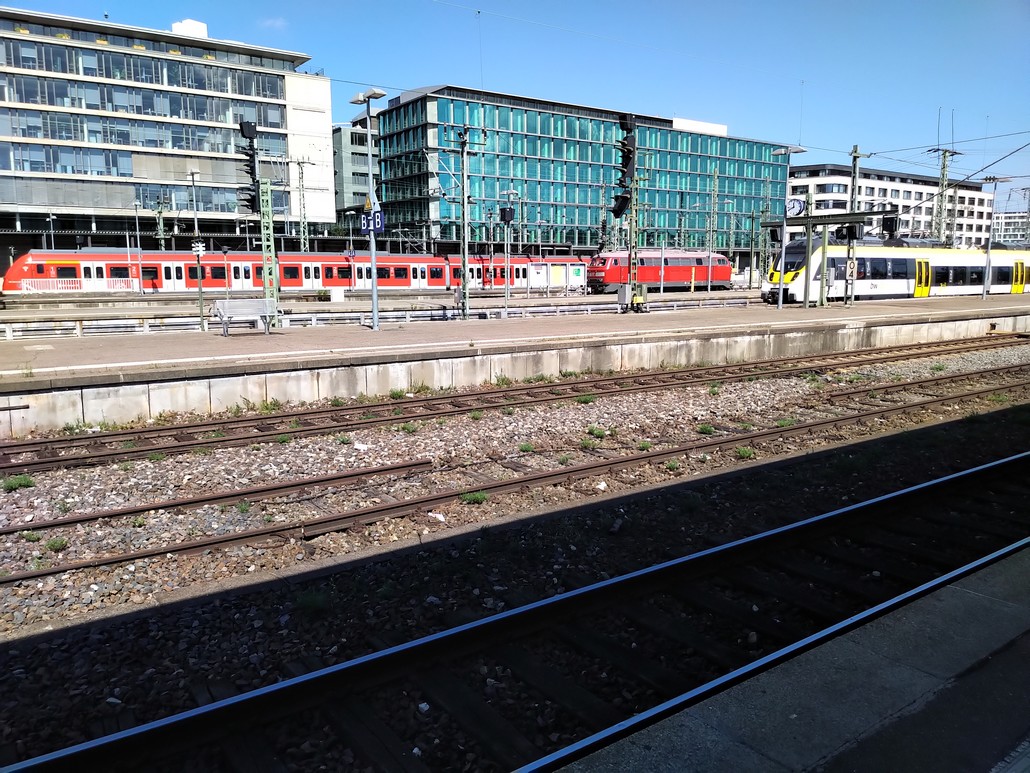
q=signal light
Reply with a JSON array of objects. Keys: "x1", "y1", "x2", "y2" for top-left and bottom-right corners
[
  {"x1": 882, "y1": 215, "x2": 899, "y2": 235},
  {"x1": 616, "y1": 135, "x2": 636, "y2": 189},
  {"x1": 238, "y1": 182, "x2": 259, "y2": 215},
  {"x1": 238, "y1": 141, "x2": 257, "y2": 185},
  {"x1": 611, "y1": 192, "x2": 631, "y2": 219}
]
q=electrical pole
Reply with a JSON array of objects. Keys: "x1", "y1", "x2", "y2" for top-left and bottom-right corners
[
  {"x1": 706, "y1": 169, "x2": 718, "y2": 292},
  {"x1": 929, "y1": 148, "x2": 962, "y2": 243},
  {"x1": 849, "y1": 144, "x2": 870, "y2": 213},
  {"x1": 297, "y1": 159, "x2": 315, "y2": 253},
  {"x1": 459, "y1": 127, "x2": 471, "y2": 320}
]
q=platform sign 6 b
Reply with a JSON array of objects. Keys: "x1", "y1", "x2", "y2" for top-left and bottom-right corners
[{"x1": 360, "y1": 209, "x2": 385, "y2": 235}]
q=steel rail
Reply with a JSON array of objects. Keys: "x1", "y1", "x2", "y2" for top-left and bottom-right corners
[
  {"x1": 10, "y1": 453, "x2": 1027, "y2": 773},
  {"x1": 4, "y1": 374, "x2": 1027, "y2": 587},
  {"x1": 2, "y1": 337, "x2": 1024, "y2": 475}
]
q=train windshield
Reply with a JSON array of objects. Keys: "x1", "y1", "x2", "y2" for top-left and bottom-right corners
[
  {"x1": 779, "y1": 244, "x2": 809, "y2": 272},
  {"x1": 589, "y1": 256, "x2": 607, "y2": 267}
]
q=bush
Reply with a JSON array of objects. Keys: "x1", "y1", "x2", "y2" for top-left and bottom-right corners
[
  {"x1": 3, "y1": 474, "x2": 35, "y2": 492},
  {"x1": 460, "y1": 491, "x2": 488, "y2": 505},
  {"x1": 697, "y1": 424, "x2": 715, "y2": 435},
  {"x1": 574, "y1": 394, "x2": 597, "y2": 404},
  {"x1": 45, "y1": 537, "x2": 69, "y2": 553},
  {"x1": 518, "y1": 442, "x2": 534, "y2": 452},
  {"x1": 736, "y1": 447, "x2": 756, "y2": 460}
]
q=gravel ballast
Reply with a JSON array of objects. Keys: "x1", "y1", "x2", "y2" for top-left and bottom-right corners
[{"x1": 1, "y1": 344, "x2": 1028, "y2": 765}]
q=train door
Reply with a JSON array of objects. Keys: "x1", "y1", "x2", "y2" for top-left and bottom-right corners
[
  {"x1": 162, "y1": 263, "x2": 186, "y2": 292},
  {"x1": 352, "y1": 263, "x2": 372, "y2": 290},
  {"x1": 914, "y1": 259, "x2": 930, "y2": 298},
  {"x1": 528, "y1": 263, "x2": 547, "y2": 292},
  {"x1": 1014, "y1": 261, "x2": 1026, "y2": 294},
  {"x1": 301, "y1": 263, "x2": 321, "y2": 291},
  {"x1": 411, "y1": 263, "x2": 429, "y2": 289},
  {"x1": 80, "y1": 261, "x2": 109, "y2": 291}
]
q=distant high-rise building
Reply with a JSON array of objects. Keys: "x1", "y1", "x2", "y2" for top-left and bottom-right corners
[
  {"x1": 0, "y1": 6, "x2": 333, "y2": 265},
  {"x1": 332, "y1": 112, "x2": 380, "y2": 224},
  {"x1": 788, "y1": 164, "x2": 993, "y2": 247}
]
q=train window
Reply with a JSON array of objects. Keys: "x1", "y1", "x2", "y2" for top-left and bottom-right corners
[
  {"x1": 394, "y1": 267, "x2": 409, "y2": 279},
  {"x1": 430, "y1": 267, "x2": 443, "y2": 279},
  {"x1": 420, "y1": 267, "x2": 426, "y2": 279},
  {"x1": 855, "y1": 259, "x2": 866, "y2": 279},
  {"x1": 325, "y1": 267, "x2": 334, "y2": 279},
  {"x1": 889, "y1": 260, "x2": 910, "y2": 279},
  {"x1": 56, "y1": 266, "x2": 77, "y2": 278},
  {"x1": 210, "y1": 266, "x2": 226, "y2": 280},
  {"x1": 453, "y1": 267, "x2": 462, "y2": 279},
  {"x1": 142, "y1": 267, "x2": 159, "y2": 280},
  {"x1": 110, "y1": 267, "x2": 130, "y2": 279},
  {"x1": 357, "y1": 267, "x2": 364, "y2": 279},
  {"x1": 84, "y1": 267, "x2": 92, "y2": 278},
  {"x1": 377, "y1": 267, "x2": 390, "y2": 279},
  {"x1": 175, "y1": 267, "x2": 182, "y2": 280},
  {"x1": 187, "y1": 266, "x2": 205, "y2": 279},
  {"x1": 475, "y1": 267, "x2": 482, "y2": 278},
  {"x1": 96, "y1": 267, "x2": 104, "y2": 278},
  {"x1": 933, "y1": 267, "x2": 949, "y2": 284},
  {"x1": 340, "y1": 266, "x2": 352, "y2": 279},
  {"x1": 164, "y1": 266, "x2": 172, "y2": 280},
  {"x1": 243, "y1": 266, "x2": 251, "y2": 279},
  {"x1": 35, "y1": 264, "x2": 44, "y2": 274},
  {"x1": 314, "y1": 267, "x2": 320, "y2": 279},
  {"x1": 233, "y1": 266, "x2": 241, "y2": 279},
  {"x1": 868, "y1": 259, "x2": 887, "y2": 279},
  {"x1": 969, "y1": 267, "x2": 984, "y2": 284},
  {"x1": 303, "y1": 266, "x2": 311, "y2": 279},
  {"x1": 952, "y1": 267, "x2": 967, "y2": 285},
  {"x1": 283, "y1": 266, "x2": 300, "y2": 280},
  {"x1": 995, "y1": 266, "x2": 1012, "y2": 284}
]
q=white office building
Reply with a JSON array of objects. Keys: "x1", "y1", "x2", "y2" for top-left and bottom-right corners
[
  {"x1": 788, "y1": 163, "x2": 993, "y2": 247},
  {"x1": 332, "y1": 112, "x2": 380, "y2": 223},
  {"x1": 0, "y1": 6, "x2": 333, "y2": 263}
]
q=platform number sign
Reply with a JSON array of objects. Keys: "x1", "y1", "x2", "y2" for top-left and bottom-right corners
[
  {"x1": 360, "y1": 209, "x2": 385, "y2": 235},
  {"x1": 846, "y1": 259, "x2": 857, "y2": 280}
]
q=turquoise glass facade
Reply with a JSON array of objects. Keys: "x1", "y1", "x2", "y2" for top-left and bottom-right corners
[{"x1": 378, "y1": 86, "x2": 788, "y2": 256}]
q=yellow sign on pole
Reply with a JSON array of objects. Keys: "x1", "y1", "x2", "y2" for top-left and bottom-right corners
[{"x1": 364, "y1": 196, "x2": 373, "y2": 212}]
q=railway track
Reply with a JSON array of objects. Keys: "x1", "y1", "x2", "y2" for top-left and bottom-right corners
[
  {"x1": 4, "y1": 364, "x2": 1028, "y2": 586},
  {"x1": 13, "y1": 453, "x2": 1028, "y2": 772},
  {"x1": 2, "y1": 335, "x2": 1026, "y2": 475}
]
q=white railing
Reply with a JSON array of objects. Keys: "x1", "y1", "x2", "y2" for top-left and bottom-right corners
[{"x1": 19, "y1": 278, "x2": 137, "y2": 293}]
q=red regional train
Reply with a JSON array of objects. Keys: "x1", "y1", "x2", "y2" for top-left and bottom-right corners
[
  {"x1": 0, "y1": 249, "x2": 591, "y2": 295},
  {"x1": 587, "y1": 248, "x2": 733, "y2": 293}
]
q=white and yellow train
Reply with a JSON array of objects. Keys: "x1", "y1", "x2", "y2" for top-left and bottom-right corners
[{"x1": 761, "y1": 238, "x2": 1029, "y2": 303}]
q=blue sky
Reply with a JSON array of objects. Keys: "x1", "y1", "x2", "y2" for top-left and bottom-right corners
[{"x1": 21, "y1": 0, "x2": 1030, "y2": 208}]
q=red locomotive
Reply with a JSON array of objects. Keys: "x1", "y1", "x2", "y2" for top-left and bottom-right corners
[{"x1": 587, "y1": 248, "x2": 733, "y2": 293}]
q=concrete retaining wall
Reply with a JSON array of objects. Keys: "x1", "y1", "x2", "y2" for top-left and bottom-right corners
[{"x1": 0, "y1": 314, "x2": 1024, "y2": 438}]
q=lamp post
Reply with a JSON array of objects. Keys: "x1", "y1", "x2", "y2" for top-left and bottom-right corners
[
  {"x1": 982, "y1": 176, "x2": 1011, "y2": 300},
  {"x1": 345, "y1": 211, "x2": 356, "y2": 251},
  {"x1": 46, "y1": 213, "x2": 56, "y2": 250},
  {"x1": 771, "y1": 145, "x2": 806, "y2": 309},
  {"x1": 500, "y1": 189, "x2": 519, "y2": 316},
  {"x1": 350, "y1": 86, "x2": 387, "y2": 331},
  {"x1": 133, "y1": 201, "x2": 144, "y2": 295},
  {"x1": 188, "y1": 169, "x2": 204, "y2": 327}
]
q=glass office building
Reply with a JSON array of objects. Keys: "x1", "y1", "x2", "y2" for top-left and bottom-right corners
[{"x1": 378, "y1": 85, "x2": 790, "y2": 258}]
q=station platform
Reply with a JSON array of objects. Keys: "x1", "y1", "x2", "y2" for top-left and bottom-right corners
[
  {"x1": 0, "y1": 294, "x2": 1028, "y2": 391},
  {"x1": 561, "y1": 547, "x2": 1030, "y2": 773}
]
